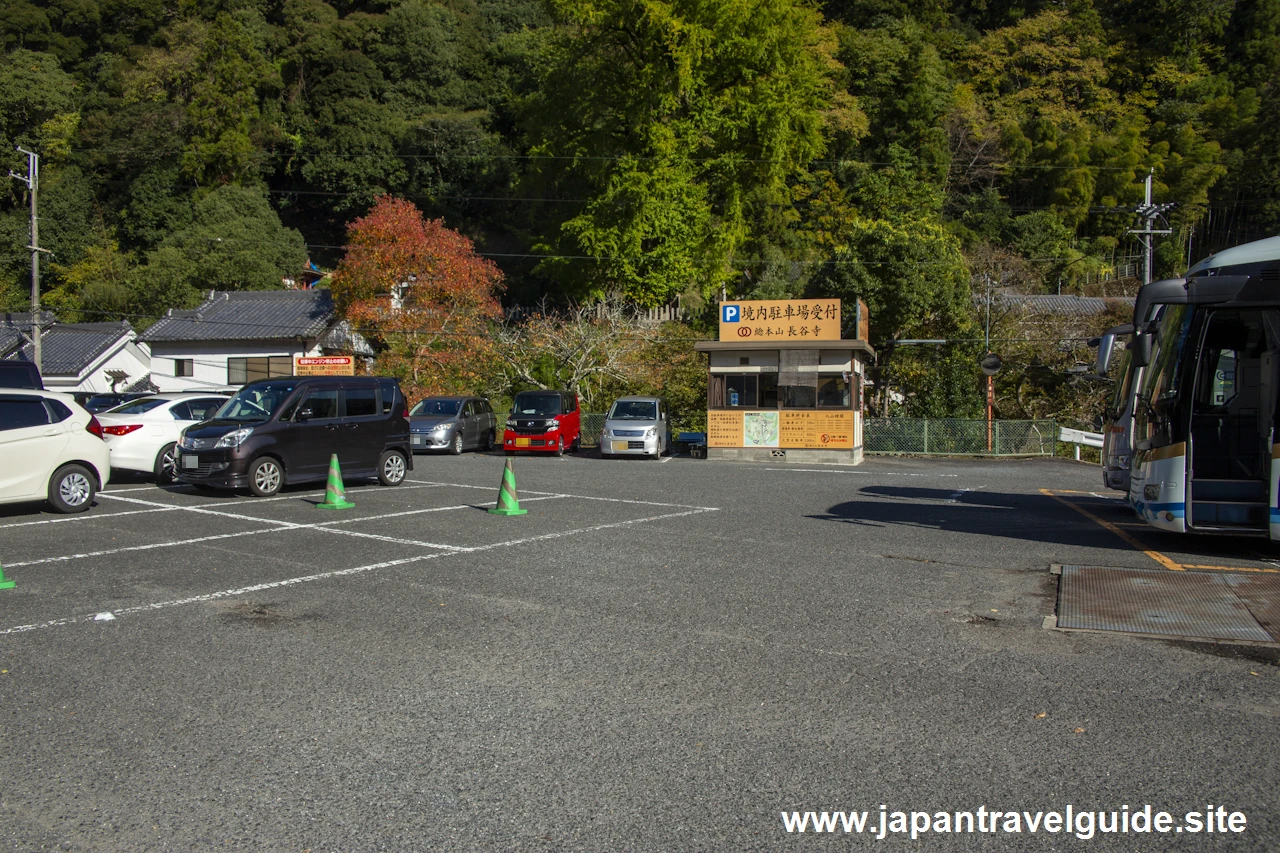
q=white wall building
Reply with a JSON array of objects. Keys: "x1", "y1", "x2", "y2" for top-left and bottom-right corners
[
  {"x1": 1, "y1": 317, "x2": 152, "y2": 393},
  {"x1": 139, "y1": 290, "x2": 369, "y2": 392}
]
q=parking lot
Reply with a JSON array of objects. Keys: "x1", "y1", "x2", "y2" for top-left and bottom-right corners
[{"x1": 2, "y1": 453, "x2": 1278, "y2": 851}]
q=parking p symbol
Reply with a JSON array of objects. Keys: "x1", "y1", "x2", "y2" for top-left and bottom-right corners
[{"x1": 722, "y1": 305, "x2": 740, "y2": 323}]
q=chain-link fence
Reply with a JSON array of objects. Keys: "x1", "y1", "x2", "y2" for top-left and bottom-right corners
[
  {"x1": 864, "y1": 418, "x2": 1057, "y2": 456},
  {"x1": 580, "y1": 413, "x2": 606, "y2": 447}
]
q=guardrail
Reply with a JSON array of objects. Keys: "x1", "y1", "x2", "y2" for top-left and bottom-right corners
[{"x1": 1058, "y1": 427, "x2": 1104, "y2": 460}]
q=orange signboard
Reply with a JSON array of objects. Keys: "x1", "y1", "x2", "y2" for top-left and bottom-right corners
[
  {"x1": 294, "y1": 356, "x2": 354, "y2": 376},
  {"x1": 708, "y1": 409, "x2": 855, "y2": 449},
  {"x1": 718, "y1": 299, "x2": 841, "y2": 342},
  {"x1": 707, "y1": 410, "x2": 745, "y2": 447},
  {"x1": 780, "y1": 410, "x2": 854, "y2": 449}
]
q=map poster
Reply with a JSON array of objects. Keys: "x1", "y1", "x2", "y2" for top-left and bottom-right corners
[{"x1": 743, "y1": 411, "x2": 780, "y2": 447}]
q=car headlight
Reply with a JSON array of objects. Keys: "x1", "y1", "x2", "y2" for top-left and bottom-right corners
[
  {"x1": 433, "y1": 424, "x2": 450, "y2": 433},
  {"x1": 506, "y1": 418, "x2": 517, "y2": 428},
  {"x1": 645, "y1": 427, "x2": 656, "y2": 437},
  {"x1": 214, "y1": 426, "x2": 254, "y2": 449},
  {"x1": 547, "y1": 418, "x2": 560, "y2": 431}
]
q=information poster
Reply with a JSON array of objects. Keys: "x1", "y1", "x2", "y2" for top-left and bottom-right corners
[
  {"x1": 295, "y1": 356, "x2": 354, "y2": 376},
  {"x1": 780, "y1": 410, "x2": 854, "y2": 449},
  {"x1": 707, "y1": 411, "x2": 744, "y2": 447},
  {"x1": 709, "y1": 410, "x2": 855, "y2": 449}
]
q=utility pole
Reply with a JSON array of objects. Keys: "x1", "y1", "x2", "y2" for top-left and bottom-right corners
[
  {"x1": 1128, "y1": 170, "x2": 1176, "y2": 285},
  {"x1": 9, "y1": 147, "x2": 43, "y2": 372}
]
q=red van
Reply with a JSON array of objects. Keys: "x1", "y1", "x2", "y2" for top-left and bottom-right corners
[{"x1": 503, "y1": 390, "x2": 581, "y2": 456}]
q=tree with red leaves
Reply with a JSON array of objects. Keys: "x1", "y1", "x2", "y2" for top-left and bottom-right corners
[{"x1": 330, "y1": 196, "x2": 504, "y2": 398}]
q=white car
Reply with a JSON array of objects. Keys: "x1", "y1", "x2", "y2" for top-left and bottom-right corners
[
  {"x1": 0, "y1": 389, "x2": 111, "y2": 513},
  {"x1": 97, "y1": 393, "x2": 230, "y2": 483}
]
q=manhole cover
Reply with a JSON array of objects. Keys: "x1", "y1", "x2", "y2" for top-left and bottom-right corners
[{"x1": 1053, "y1": 565, "x2": 1280, "y2": 644}]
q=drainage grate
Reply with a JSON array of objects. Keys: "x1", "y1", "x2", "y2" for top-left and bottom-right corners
[{"x1": 1054, "y1": 565, "x2": 1280, "y2": 644}]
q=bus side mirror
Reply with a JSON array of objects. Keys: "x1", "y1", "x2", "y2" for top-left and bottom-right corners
[{"x1": 1131, "y1": 334, "x2": 1152, "y2": 368}]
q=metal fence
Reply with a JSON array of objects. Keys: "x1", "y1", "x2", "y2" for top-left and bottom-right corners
[
  {"x1": 581, "y1": 413, "x2": 606, "y2": 447},
  {"x1": 864, "y1": 418, "x2": 1057, "y2": 456}
]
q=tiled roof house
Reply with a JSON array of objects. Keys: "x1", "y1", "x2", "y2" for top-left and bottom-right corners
[
  {"x1": 138, "y1": 289, "x2": 370, "y2": 391},
  {"x1": 1, "y1": 314, "x2": 151, "y2": 392}
]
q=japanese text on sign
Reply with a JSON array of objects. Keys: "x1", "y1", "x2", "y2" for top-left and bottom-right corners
[{"x1": 718, "y1": 299, "x2": 841, "y2": 341}]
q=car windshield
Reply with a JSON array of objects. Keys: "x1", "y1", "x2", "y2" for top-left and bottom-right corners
[
  {"x1": 215, "y1": 381, "x2": 298, "y2": 422},
  {"x1": 609, "y1": 400, "x2": 657, "y2": 420},
  {"x1": 411, "y1": 399, "x2": 461, "y2": 417},
  {"x1": 512, "y1": 393, "x2": 562, "y2": 416},
  {"x1": 106, "y1": 398, "x2": 167, "y2": 415}
]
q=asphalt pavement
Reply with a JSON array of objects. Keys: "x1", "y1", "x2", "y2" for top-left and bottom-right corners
[{"x1": 1, "y1": 452, "x2": 1277, "y2": 851}]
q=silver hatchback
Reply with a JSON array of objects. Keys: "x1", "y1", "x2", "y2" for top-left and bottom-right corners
[
  {"x1": 409, "y1": 396, "x2": 498, "y2": 454},
  {"x1": 600, "y1": 396, "x2": 670, "y2": 459}
]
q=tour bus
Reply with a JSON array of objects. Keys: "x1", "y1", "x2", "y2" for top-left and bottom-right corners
[
  {"x1": 1126, "y1": 235, "x2": 1280, "y2": 536},
  {"x1": 1095, "y1": 322, "x2": 1136, "y2": 491},
  {"x1": 1095, "y1": 235, "x2": 1280, "y2": 494}
]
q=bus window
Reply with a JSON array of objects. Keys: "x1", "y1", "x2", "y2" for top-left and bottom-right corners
[
  {"x1": 1211, "y1": 351, "x2": 1236, "y2": 408},
  {"x1": 1136, "y1": 305, "x2": 1192, "y2": 445}
]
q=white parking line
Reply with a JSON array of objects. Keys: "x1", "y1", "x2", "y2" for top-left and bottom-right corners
[
  {"x1": 0, "y1": 506, "x2": 185, "y2": 528},
  {"x1": 0, "y1": 506, "x2": 719, "y2": 635},
  {"x1": 764, "y1": 468, "x2": 959, "y2": 477},
  {"x1": 0, "y1": 484, "x2": 445, "y2": 531},
  {"x1": 6, "y1": 504, "x2": 464, "y2": 567},
  {"x1": 4, "y1": 495, "x2": 580, "y2": 569},
  {"x1": 408, "y1": 480, "x2": 716, "y2": 510}
]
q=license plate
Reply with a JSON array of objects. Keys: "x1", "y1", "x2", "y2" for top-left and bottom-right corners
[
  {"x1": 181, "y1": 455, "x2": 199, "y2": 469},
  {"x1": 611, "y1": 440, "x2": 628, "y2": 451},
  {"x1": 412, "y1": 435, "x2": 425, "y2": 445},
  {"x1": 515, "y1": 437, "x2": 531, "y2": 447}
]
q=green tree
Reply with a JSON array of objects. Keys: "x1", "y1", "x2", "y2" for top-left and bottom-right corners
[
  {"x1": 129, "y1": 185, "x2": 305, "y2": 307},
  {"x1": 519, "y1": 0, "x2": 857, "y2": 306},
  {"x1": 182, "y1": 12, "x2": 273, "y2": 185}
]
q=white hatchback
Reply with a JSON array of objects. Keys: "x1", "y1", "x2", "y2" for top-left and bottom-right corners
[
  {"x1": 96, "y1": 393, "x2": 230, "y2": 483},
  {"x1": 0, "y1": 389, "x2": 111, "y2": 513}
]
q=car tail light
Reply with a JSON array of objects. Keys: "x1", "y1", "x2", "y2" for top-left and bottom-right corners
[
  {"x1": 86, "y1": 416, "x2": 105, "y2": 439},
  {"x1": 101, "y1": 424, "x2": 143, "y2": 436}
]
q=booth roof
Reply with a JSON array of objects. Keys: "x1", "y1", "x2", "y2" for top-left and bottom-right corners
[{"x1": 693, "y1": 339, "x2": 876, "y2": 358}]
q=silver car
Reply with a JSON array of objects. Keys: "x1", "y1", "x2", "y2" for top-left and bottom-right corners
[
  {"x1": 600, "y1": 396, "x2": 671, "y2": 459},
  {"x1": 409, "y1": 396, "x2": 497, "y2": 454}
]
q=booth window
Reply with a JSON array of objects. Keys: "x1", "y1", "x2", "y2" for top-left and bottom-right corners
[
  {"x1": 816, "y1": 375, "x2": 852, "y2": 408},
  {"x1": 726, "y1": 375, "x2": 756, "y2": 407},
  {"x1": 720, "y1": 373, "x2": 778, "y2": 408}
]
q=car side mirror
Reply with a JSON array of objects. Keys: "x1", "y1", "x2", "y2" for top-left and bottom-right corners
[
  {"x1": 297, "y1": 407, "x2": 313, "y2": 421},
  {"x1": 1131, "y1": 333, "x2": 1152, "y2": 368}
]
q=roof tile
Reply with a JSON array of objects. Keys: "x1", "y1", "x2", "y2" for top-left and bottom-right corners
[{"x1": 139, "y1": 290, "x2": 335, "y2": 343}]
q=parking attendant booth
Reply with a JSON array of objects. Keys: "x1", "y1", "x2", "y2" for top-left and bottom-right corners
[{"x1": 694, "y1": 299, "x2": 874, "y2": 465}]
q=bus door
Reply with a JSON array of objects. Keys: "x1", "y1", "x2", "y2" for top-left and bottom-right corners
[{"x1": 1186, "y1": 309, "x2": 1278, "y2": 532}]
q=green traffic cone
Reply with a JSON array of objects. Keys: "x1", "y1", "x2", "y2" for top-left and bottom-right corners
[
  {"x1": 488, "y1": 457, "x2": 527, "y2": 516},
  {"x1": 316, "y1": 453, "x2": 356, "y2": 510},
  {"x1": 0, "y1": 561, "x2": 13, "y2": 590}
]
